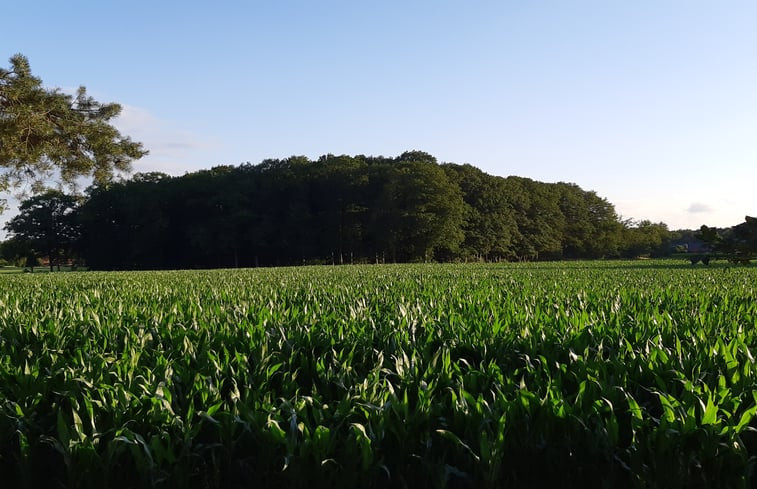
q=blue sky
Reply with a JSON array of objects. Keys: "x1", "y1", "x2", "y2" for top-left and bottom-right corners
[{"x1": 3, "y1": 1, "x2": 756, "y2": 231}]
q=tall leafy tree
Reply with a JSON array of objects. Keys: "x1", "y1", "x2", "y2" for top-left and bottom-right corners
[
  {"x1": 0, "y1": 54, "x2": 146, "y2": 199},
  {"x1": 732, "y1": 216, "x2": 757, "y2": 254},
  {"x1": 371, "y1": 156, "x2": 465, "y2": 262},
  {"x1": 0, "y1": 237, "x2": 36, "y2": 268},
  {"x1": 443, "y1": 164, "x2": 517, "y2": 261},
  {"x1": 4, "y1": 190, "x2": 80, "y2": 271},
  {"x1": 503, "y1": 177, "x2": 565, "y2": 260},
  {"x1": 697, "y1": 216, "x2": 757, "y2": 263},
  {"x1": 620, "y1": 220, "x2": 671, "y2": 258},
  {"x1": 557, "y1": 183, "x2": 622, "y2": 258},
  {"x1": 310, "y1": 154, "x2": 370, "y2": 264}
]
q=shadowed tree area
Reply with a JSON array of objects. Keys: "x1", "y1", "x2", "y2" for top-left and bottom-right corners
[
  {"x1": 696, "y1": 216, "x2": 757, "y2": 264},
  {"x1": 69, "y1": 151, "x2": 644, "y2": 269},
  {"x1": 3, "y1": 189, "x2": 80, "y2": 271}
]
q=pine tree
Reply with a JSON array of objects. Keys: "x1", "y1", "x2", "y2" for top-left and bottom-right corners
[{"x1": 0, "y1": 54, "x2": 146, "y2": 203}]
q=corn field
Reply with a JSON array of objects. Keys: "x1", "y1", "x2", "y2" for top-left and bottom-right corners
[{"x1": 0, "y1": 262, "x2": 755, "y2": 488}]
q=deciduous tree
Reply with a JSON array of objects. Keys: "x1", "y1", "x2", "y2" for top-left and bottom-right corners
[{"x1": 4, "y1": 190, "x2": 80, "y2": 271}]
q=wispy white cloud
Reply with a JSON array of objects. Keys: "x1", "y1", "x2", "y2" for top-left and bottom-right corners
[
  {"x1": 114, "y1": 105, "x2": 219, "y2": 175},
  {"x1": 687, "y1": 202, "x2": 712, "y2": 214}
]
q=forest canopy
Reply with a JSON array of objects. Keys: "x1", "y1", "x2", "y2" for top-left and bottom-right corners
[{"x1": 31, "y1": 151, "x2": 676, "y2": 270}]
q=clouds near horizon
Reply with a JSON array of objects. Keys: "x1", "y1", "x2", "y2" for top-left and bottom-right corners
[
  {"x1": 687, "y1": 202, "x2": 712, "y2": 214},
  {"x1": 114, "y1": 105, "x2": 219, "y2": 176}
]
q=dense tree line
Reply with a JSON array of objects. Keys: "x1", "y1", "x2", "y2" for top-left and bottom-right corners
[
  {"x1": 3, "y1": 151, "x2": 686, "y2": 269},
  {"x1": 695, "y1": 216, "x2": 757, "y2": 264}
]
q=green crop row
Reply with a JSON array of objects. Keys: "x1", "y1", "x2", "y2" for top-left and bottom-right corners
[{"x1": 0, "y1": 261, "x2": 755, "y2": 488}]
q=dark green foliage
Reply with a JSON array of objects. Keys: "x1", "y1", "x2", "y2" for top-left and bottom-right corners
[
  {"x1": 371, "y1": 159, "x2": 464, "y2": 262},
  {"x1": 442, "y1": 164, "x2": 518, "y2": 261},
  {"x1": 557, "y1": 183, "x2": 623, "y2": 258},
  {"x1": 0, "y1": 237, "x2": 35, "y2": 267},
  {"x1": 697, "y1": 217, "x2": 757, "y2": 264},
  {"x1": 3, "y1": 189, "x2": 80, "y2": 271},
  {"x1": 74, "y1": 153, "x2": 639, "y2": 269},
  {"x1": 620, "y1": 220, "x2": 672, "y2": 258}
]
